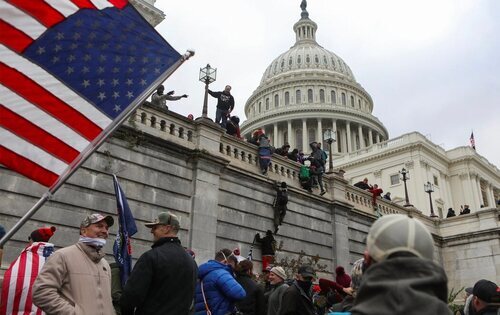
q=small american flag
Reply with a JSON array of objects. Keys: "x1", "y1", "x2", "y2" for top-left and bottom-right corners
[
  {"x1": 1, "y1": 242, "x2": 55, "y2": 315},
  {"x1": 470, "y1": 132, "x2": 475, "y2": 150},
  {"x1": 0, "y1": 0, "x2": 183, "y2": 188}
]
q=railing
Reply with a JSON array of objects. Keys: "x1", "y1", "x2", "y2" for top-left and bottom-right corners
[
  {"x1": 345, "y1": 186, "x2": 409, "y2": 216},
  {"x1": 126, "y1": 104, "x2": 196, "y2": 149}
]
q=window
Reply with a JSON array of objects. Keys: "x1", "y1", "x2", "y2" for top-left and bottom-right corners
[
  {"x1": 350, "y1": 95, "x2": 355, "y2": 107},
  {"x1": 285, "y1": 92, "x2": 290, "y2": 105},
  {"x1": 295, "y1": 129, "x2": 303, "y2": 151},
  {"x1": 341, "y1": 93, "x2": 346, "y2": 105},
  {"x1": 315, "y1": 55, "x2": 319, "y2": 64},
  {"x1": 258, "y1": 102, "x2": 261, "y2": 113},
  {"x1": 297, "y1": 55, "x2": 301, "y2": 64},
  {"x1": 296, "y1": 90, "x2": 301, "y2": 104},
  {"x1": 289, "y1": 57, "x2": 293, "y2": 66},
  {"x1": 281, "y1": 60, "x2": 285, "y2": 68},
  {"x1": 323, "y1": 56, "x2": 328, "y2": 65},
  {"x1": 319, "y1": 89, "x2": 325, "y2": 103},
  {"x1": 390, "y1": 174, "x2": 400, "y2": 186},
  {"x1": 265, "y1": 98, "x2": 269, "y2": 110},
  {"x1": 331, "y1": 90, "x2": 336, "y2": 104},
  {"x1": 274, "y1": 94, "x2": 279, "y2": 107},
  {"x1": 306, "y1": 55, "x2": 310, "y2": 63},
  {"x1": 358, "y1": 99, "x2": 361, "y2": 109},
  {"x1": 307, "y1": 89, "x2": 313, "y2": 103},
  {"x1": 433, "y1": 175, "x2": 439, "y2": 186}
]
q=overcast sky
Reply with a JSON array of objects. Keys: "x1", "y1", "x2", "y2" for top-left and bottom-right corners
[{"x1": 153, "y1": 0, "x2": 500, "y2": 167}]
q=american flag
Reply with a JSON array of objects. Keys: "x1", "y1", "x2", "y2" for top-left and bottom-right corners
[
  {"x1": 0, "y1": 0, "x2": 184, "y2": 189},
  {"x1": 470, "y1": 132, "x2": 475, "y2": 150},
  {"x1": 1, "y1": 242, "x2": 55, "y2": 315}
]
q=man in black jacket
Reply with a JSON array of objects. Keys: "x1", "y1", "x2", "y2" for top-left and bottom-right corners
[
  {"x1": 235, "y1": 260, "x2": 266, "y2": 315},
  {"x1": 121, "y1": 212, "x2": 198, "y2": 315},
  {"x1": 208, "y1": 85, "x2": 235, "y2": 128},
  {"x1": 279, "y1": 265, "x2": 316, "y2": 315}
]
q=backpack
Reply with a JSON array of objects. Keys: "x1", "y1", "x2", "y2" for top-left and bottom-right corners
[
  {"x1": 321, "y1": 150, "x2": 328, "y2": 163},
  {"x1": 299, "y1": 165, "x2": 310, "y2": 181}
]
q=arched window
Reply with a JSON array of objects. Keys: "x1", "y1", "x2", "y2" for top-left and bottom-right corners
[
  {"x1": 289, "y1": 57, "x2": 293, "y2": 66},
  {"x1": 285, "y1": 92, "x2": 290, "y2": 105},
  {"x1": 319, "y1": 89, "x2": 325, "y2": 103},
  {"x1": 266, "y1": 98, "x2": 270, "y2": 110},
  {"x1": 315, "y1": 55, "x2": 319, "y2": 64},
  {"x1": 350, "y1": 96, "x2": 355, "y2": 107},
  {"x1": 307, "y1": 89, "x2": 313, "y2": 103},
  {"x1": 341, "y1": 93, "x2": 346, "y2": 105},
  {"x1": 281, "y1": 60, "x2": 285, "y2": 68},
  {"x1": 258, "y1": 102, "x2": 262, "y2": 113},
  {"x1": 323, "y1": 56, "x2": 328, "y2": 65},
  {"x1": 295, "y1": 129, "x2": 303, "y2": 151},
  {"x1": 296, "y1": 90, "x2": 301, "y2": 104},
  {"x1": 331, "y1": 90, "x2": 336, "y2": 104},
  {"x1": 358, "y1": 99, "x2": 361, "y2": 109},
  {"x1": 308, "y1": 128, "x2": 316, "y2": 144},
  {"x1": 306, "y1": 55, "x2": 310, "y2": 63},
  {"x1": 274, "y1": 94, "x2": 279, "y2": 107},
  {"x1": 297, "y1": 55, "x2": 301, "y2": 64}
]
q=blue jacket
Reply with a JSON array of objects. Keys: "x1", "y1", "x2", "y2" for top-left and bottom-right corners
[{"x1": 194, "y1": 260, "x2": 246, "y2": 315}]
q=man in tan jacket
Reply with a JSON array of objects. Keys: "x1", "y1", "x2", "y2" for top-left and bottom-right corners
[{"x1": 32, "y1": 213, "x2": 116, "y2": 315}]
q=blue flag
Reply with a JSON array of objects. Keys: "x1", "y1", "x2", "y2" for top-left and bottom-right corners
[{"x1": 113, "y1": 174, "x2": 138, "y2": 287}]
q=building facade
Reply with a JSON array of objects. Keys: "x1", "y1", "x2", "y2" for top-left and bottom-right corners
[{"x1": 240, "y1": 2, "x2": 499, "y2": 216}]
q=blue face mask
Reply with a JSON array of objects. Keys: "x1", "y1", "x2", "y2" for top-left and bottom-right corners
[{"x1": 79, "y1": 236, "x2": 106, "y2": 248}]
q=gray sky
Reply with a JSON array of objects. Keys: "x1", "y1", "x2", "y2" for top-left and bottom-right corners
[{"x1": 154, "y1": 0, "x2": 500, "y2": 167}]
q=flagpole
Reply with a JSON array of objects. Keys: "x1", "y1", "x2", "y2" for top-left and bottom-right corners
[{"x1": 0, "y1": 50, "x2": 195, "y2": 248}]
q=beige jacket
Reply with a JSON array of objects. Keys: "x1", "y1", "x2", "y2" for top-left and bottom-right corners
[{"x1": 32, "y1": 243, "x2": 115, "y2": 315}]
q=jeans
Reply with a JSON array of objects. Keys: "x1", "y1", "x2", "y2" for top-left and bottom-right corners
[{"x1": 215, "y1": 108, "x2": 229, "y2": 128}]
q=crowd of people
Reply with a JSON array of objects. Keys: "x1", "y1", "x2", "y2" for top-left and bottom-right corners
[{"x1": 1, "y1": 213, "x2": 498, "y2": 315}]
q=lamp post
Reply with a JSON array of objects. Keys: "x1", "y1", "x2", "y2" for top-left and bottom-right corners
[
  {"x1": 399, "y1": 167, "x2": 413, "y2": 207},
  {"x1": 199, "y1": 64, "x2": 217, "y2": 119},
  {"x1": 424, "y1": 181, "x2": 438, "y2": 218},
  {"x1": 323, "y1": 129, "x2": 336, "y2": 174}
]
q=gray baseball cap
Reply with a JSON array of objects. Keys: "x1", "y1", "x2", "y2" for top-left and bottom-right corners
[
  {"x1": 366, "y1": 214, "x2": 434, "y2": 262},
  {"x1": 144, "y1": 212, "x2": 180, "y2": 228},
  {"x1": 80, "y1": 213, "x2": 114, "y2": 228}
]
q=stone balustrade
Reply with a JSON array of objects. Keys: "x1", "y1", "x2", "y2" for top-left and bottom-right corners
[{"x1": 345, "y1": 185, "x2": 411, "y2": 216}]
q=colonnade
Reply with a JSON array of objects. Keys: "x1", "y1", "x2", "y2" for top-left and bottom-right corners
[{"x1": 248, "y1": 118, "x2": 385, "y2": 154}]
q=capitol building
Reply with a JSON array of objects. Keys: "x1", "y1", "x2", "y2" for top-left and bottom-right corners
[{"x1": 240, "y1": 2, "x2": 500, "y2": 217}]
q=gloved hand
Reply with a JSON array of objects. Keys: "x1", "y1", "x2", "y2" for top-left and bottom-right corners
[
  {"x1": 167, "y1": 90, "x2": 175, "y2": 96},
  {"x1": 182, "y1": 94, "x2": 188, "y2": 98}
]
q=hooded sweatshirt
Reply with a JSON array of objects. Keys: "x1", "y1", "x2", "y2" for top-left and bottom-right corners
[{"x1": 351, "y1": 256, "x2": 453, "y2": 315}]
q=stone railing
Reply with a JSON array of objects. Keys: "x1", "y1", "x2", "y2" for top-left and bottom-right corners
[
  {"x1": 126, "y1": 105, "x2": 197, "y2": 150},
  {"x1": 346, "y1": 185, "x2": 410, "y2": 216}
]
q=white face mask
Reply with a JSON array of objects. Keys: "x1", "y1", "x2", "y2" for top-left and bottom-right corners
[{"x1": 79, "y1": 236, "x2": 106, "y2": 248}]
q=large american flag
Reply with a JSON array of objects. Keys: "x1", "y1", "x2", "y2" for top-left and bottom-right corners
[
  {"x1": 0, "y1": 0, "x2": 183, "y2": 188},
  {"x1": 1, "y1": 242, "x2": 55, "y2": 315}
]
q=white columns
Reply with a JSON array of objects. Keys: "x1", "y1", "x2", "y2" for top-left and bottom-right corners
[
  {"x1": 358, "y1": 125, "x2": 365, "y2": 149},
  {"x1": 376, "y1": 133, "x2": 381, "y2": 143},
  {"x1": 476, "y1": 177, "x2": 485, "y2": 207},
  {"x1": 486, "y1": 184, "x2": 495, "y2": 208},
  {"x1": 317, "y1": 119, "x2": 323, "y2": 143},
  {"x1": 368, "y1": 129, "x2": 373, "y2": 146},
  {"x1": 340, "y1": 127, "x2": 346, "y2": 153},
  {"x1": 302, "y1": 119, "x2": 307, "y2": 152},
  {"x1": 346, "y1": 122, "x2": 352, "y2": 153},
  {"x1": 332, "y1": 120, "x2": 338, "y2": 153},
  {"x1": 273, "y1": 123, "x2": 279, "y2": 147},
  {"x1": 287, "y1": 120, "x2": 293, "y2": 148}
]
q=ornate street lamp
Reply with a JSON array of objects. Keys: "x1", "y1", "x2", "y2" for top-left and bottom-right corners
[
  {"x1": 199, "y1": 64, "x2": 217, "y2": 119},
  {"x1": 424, "y1": 181, "x2": 438, "y2": 218},
  {"x1": 323, "y1": 129, "x2": 336, "y2": 174},
  {"x1": 399, "y1": 167, "x2": 413, "y2": 207}
]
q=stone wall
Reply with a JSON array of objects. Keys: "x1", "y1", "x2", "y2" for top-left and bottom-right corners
[{"x1": 1, "y1": 106, "x2": 498, "y2": 290}]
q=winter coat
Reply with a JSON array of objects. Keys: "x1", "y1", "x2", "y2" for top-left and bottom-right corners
[
  {"x1": 266, "y1": 282, "x2": 289, "y2": 315},
  {"x1": 208, "y1": 90, "x2": 235, "y2": 112},
  {"x1": 120, "y1": 237, "x2": 198, "y2": 315},
  {"x1": 32, "y1": 243, "x2": 115, "y2": 315},
  {"x1": 354, "y1": 181, "x2": 371, "y2": 190},
  {"x1": 335, "y1": 266, "x2": 351, "y2": 288},
  {"x1": 235, "y1": 273, "x2": 266, "y2": 315},
  {"x1": 279, "y1": 281, "x2": 315, "y2": 315},
  {"x1": 194, "y1": 260, "x2": 246, "y2": 315},
  {"x1": 350, "y1": 256, "x2": 453, "y2": 315},
  {"x1": 255, "y1": 233, "x2": 276, "y2": 256}
]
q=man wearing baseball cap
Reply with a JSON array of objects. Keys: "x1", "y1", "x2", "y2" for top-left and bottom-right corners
[
  {"x1": 351, "y1": 214, "x2": 452, "y2": 315},
  {"x1": 33, "y1": 213, "x2": 115, "y2": 314},
  {"x1": 471, "y1": 279, "x2": 499, "y2": 314},
  {"x1": 266, "y1": 266, "x2": 289, "y2": 315},
  {"x1": 279, "y1": 264, "x2": 316, "y2": 315},
  {"x1": 121, "y1": 212, "x2": 198, "y2": 315}
]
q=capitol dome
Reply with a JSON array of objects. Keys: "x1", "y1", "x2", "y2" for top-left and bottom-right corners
[{"x1": 241, "y1": 1, "x2": 388, "y2": 157}]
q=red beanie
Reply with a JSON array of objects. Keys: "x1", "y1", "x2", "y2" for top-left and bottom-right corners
[{"x1": 30, "y1": 226, "x2": 56, "y2": 242}]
